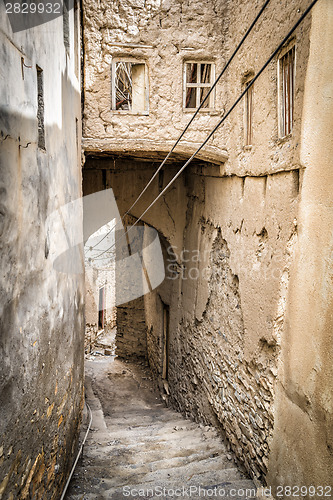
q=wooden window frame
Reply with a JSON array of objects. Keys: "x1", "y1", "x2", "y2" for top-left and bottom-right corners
[
  {"x1": 111, "y1": 59, "x2": 149, "y2": 115},
  {"x1": 183, "y1": 61, "x2": 215, "y2": 112},
  {"x1": 278, "y1": 44, "x2": 296, "y2": 138},
  {"x1": 244, "y1": 76, "x2": 254, "y2": 147}
]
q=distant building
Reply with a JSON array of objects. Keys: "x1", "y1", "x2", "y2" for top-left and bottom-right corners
[{"x1": 84, "y1": 220, "x2": 117, "y2": 352}]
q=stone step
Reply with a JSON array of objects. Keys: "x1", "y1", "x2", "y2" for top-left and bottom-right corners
[
  {"x1": 115, "y1": 455, "x2": 236, "y2": 481},
  {"x1": 103, "y1": 413, "x2": 204, "y2": 428},
  {"x1": 105, "y1": 411, "x2": 215, "y2": 427},
  {"x1": 86, "y1": 427, "x2": 224, "y2": 449},
  {"x1": 73, "y1": 462, "x2": 241, "y2": 489},
  {"x1": 83, "y1": 440, "x2": 225, "y2": 460},
  {"x1": 69, "y1": 471, "x2": 256, "y2": 500},
  {"x1": 78, "y1": 448, "x2": 234, "y2": 478},
  {"x1": 104, "y1": 426, "x2": 213, "y2": 443},
  {"x1": 82, "y1": 452, "x2": 235, "y2": 477},
  {"x1": 82, "y1": 439, "x2": 225, "y2": 466},
  {"x1": 65, "y1": 359, "x2": 258, "y2": 500}
]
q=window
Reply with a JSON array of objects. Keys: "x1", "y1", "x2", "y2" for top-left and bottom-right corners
[
  {"x1": 36, "y1": 66, "x2": 45, "y2": 150},
  {"x1": 75, "y1": 117, "x2": 80, "y2": 162},
  {"x1": 183, "y1": 62, "x2": 215, "y2": 110},
  {"x1": 111, "y1": 61, "x2": 149, "y2": 113},
  {"x1": 244, "y1": 77, "x2": 254, "y2": 146},
  {"x1": 278, "y1": 46, "x2": 295, "y2": 137}
]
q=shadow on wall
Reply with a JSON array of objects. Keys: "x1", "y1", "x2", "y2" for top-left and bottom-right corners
[{"x1": 0, "y1": 73, "x2": 84, "y2": 498}]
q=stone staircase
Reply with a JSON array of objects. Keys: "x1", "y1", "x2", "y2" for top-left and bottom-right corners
[{"x1": 65, "y1": 358, "x2": 257, "y2": 500}]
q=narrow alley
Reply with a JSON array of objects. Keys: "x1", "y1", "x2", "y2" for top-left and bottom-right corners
[
  {"x1": 1, "y1": 0, "x2": 333, "y2": 498},
  {"x1": 65, "y1": 356, "x2": 257, "y2": 500}
]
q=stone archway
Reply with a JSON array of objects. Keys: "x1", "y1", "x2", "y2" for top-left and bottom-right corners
[{"x1": 81, "y1": 152, "x2": 190, "y2": 359}]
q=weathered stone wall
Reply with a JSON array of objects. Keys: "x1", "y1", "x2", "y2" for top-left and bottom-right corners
[
  {"x1": 116, "y1": 297, "x2": 148, "y2": 359},
  {"x1": 166, "y1": 170, "x2": 298, "y2": 481},
  {"x1": 114, "y1": 214, "x2": 147, "y2": 359},
  {"x1": 0, "y1": 3, "x2": 84, "y2": 498},
  {"x1": 82, "y1": 0, "x2": 228, "y2": 148}
]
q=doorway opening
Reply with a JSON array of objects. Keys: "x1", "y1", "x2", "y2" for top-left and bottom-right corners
[{"x1": 98, "y1": 286, "x2": 105, "y2": 331}]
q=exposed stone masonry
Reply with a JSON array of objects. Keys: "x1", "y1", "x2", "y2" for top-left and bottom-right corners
[
  {"x1": 116, "y1": 297, "x2": 148, "y2": 359},
  {"x1": 144, "y1": 170, "x2": 300, "y2": 483},
  {"x1": 174, "y1": 230, "x2": 277, "y2": 480}
]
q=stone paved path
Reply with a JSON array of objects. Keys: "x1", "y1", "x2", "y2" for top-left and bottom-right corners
[{"x1": 65, "y1": 357, "x2": 257, "y2": 500}]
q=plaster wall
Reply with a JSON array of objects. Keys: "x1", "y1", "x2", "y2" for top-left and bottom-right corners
[
  {"x1": 0, "y1": 3, "x2": 84, "y2": 498},
  {"x1": 224, "y1": 0, "x2": 311, "y2": 177},
  {"x1": 267, "y1": 0, "x2": 333, "y2": 488},
  {"x1": 165, "y1": 170, "x2": 299, "y2": 481}
]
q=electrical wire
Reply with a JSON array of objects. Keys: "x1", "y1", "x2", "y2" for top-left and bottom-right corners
[
  {"x1": 92, "y1": 0, "x2": 319, "y2": 261},
  {"x1": 85, "y1": 0, "x2": 271, "y2": 254},
  {"x1": 59, "y1": 401, "x2": 93, "y2": 500}
]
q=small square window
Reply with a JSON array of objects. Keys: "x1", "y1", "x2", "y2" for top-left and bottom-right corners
[
  {"x1": 278, "y1": 46, "x2": 295, "y2": 137},
  {"x1": 111, "y1": 61, "x2": 149, "y2": 114},
  {"x1": 183, "y1": 62, "x2": 215, "y2": 110}
]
